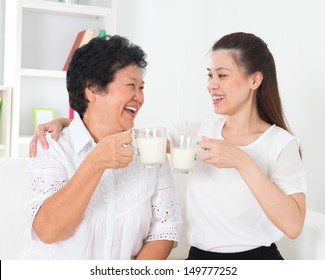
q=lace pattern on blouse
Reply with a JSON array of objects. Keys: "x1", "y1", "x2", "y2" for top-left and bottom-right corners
[
  {"x1": 25, "y1": 137, "x2": 182, "y2": 244},
  {"x1": 27, "y1": 149, "x2": 68, "y2": 229}
]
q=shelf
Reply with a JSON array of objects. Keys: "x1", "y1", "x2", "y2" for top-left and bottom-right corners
[
  {"x1": 21, "y1": 3, "x2": 111, "y2": 71},
  {"x1": 4, "y1": 0, "x2": 115, "y2": 157},
  {"x1": 22, "y1": 0, "x2": 112, "y2": 17},
  {"x1": 21, "y1": 68, "x2": 66, "y2": 78},
  {"x1": 0, "y1": 87, "x2": 12, "y2": 157}
]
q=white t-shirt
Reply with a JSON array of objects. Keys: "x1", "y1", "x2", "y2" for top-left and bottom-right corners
[
  {"x1": 19, "y1": 114, "x2": 182, "y2": 260},
  {"x1": 185, "y1": 115, "x2": 306, "y2": 253}
]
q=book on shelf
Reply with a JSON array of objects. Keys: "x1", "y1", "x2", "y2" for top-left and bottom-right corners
[
  {"x1": 79, "y1": 29, "x2": 95, "y2": 47},
  {"x1": 63, "y1": 29, "x2": 106, "y2": 72},
  {"x1": 69, "y1": 107, "x2": 74, "y2": 120},
  {"x1": 62, "y1": 30, "x2": 85, "y2": 72},
  {"x1": 99, "y1": 29, "x2": 106, "y2": 38},
  {"x1": 64, "y1": 29, "x2": 107, "y2": 119}
]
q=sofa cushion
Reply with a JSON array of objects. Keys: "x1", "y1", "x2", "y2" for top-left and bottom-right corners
[{"x1": 0, "y1": 157, "x2": 29, "y2": 259}]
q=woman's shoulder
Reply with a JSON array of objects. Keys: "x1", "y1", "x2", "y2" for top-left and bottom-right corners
[
  {"x1": 268, "y1": 125, "x2": 298, "y2": 143},
  {"x1": 266, "y1": 125, "x2": 300, "y2": 155}
]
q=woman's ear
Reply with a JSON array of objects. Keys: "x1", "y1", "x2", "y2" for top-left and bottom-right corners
[
  {"x1": 251, "y1": 71, "x2": 263, "y2": 90},
  {"x1": 85, "y1": 87, "x2": 96, "y2": 102}
]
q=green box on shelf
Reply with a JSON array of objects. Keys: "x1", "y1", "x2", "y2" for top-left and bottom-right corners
[{"x1": 32, "y1": 108, "x2": 55, "y2": 129}]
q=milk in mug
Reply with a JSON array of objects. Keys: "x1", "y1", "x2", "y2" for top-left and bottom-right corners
[
  {"x1": 171, "y1": 147, "x2": 197, "y2": 173},
  {"x1": 136, "y1": 136, "x2": 167, "y2": 167}
]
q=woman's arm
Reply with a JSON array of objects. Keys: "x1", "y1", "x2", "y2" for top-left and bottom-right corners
[
  {"x1": 136, "y1": 240, "x2": 174, "y2": 260},
  {"x1": 198, "y1": 137, "x2": 306, "y2": 239},
  {"x1": 236, "y1": 141, "x2": 306, "y2": 239},
  {"x1": 29, "y1": 118, "x2": 71, "y2": 157},
  {"x1": 32, "y1": 130, "x2": 134, "y2": 243},
  {"x1": 236, "y1": 155, "x2": 306, "y2": 239},
  {"x1": 33, "y1": 152, "x2": 105, "y2": 243}
]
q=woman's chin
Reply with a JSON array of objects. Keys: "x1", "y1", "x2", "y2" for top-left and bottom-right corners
[{"x1": 122, "y1": 122, "x2": 134, "y2": 130}]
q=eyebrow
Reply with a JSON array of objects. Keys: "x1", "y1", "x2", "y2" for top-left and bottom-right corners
[{"x1": 207, "y1": 67, "x2": 231, "y2": 71}]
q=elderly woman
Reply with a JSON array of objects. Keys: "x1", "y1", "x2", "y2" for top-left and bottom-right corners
[{"x1": 19, "y1": 35, "x2": 182, "y2": 260}]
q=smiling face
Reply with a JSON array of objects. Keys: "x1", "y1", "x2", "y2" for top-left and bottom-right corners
[
  {"x1": 207, "y1": 50, "x2": 260, "y2": 116},
  {"x1": 84, "y1": 64, "x2": 144, "y2": 137}
]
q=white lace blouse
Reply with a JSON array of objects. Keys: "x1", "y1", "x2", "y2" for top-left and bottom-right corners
[{"x1": 19, "y1": 115, "x2": 182, "y2": 260}]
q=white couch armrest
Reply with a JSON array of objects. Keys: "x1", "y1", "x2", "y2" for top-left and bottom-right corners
[
  {"x1": 0, "y1": 157, "x2": 29, "y2": 259},
  {"x1": 277, "y1": 208, "x2": 325, "y2": 260}
]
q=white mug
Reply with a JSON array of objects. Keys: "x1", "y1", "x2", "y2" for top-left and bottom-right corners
[
  {"x1": 135, "y1": 127, "x2": 167, "y2": 168},
  {"x1": 170, "y1": 134, "x2": 199, "y2": 174}
]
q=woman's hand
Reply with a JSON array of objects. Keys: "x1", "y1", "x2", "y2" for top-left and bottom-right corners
[
  {"x1": 196, "y1": 136, "x2": 249, "y2": 169},
  {"x1": 29, "y1": 118, "x2": 71, "y2": 157},
  {"x1": 90, "y1": 129, "x2": 135, "y2": 170}
]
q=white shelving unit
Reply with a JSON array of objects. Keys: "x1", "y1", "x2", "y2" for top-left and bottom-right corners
[
  {"x1": 0, "y1": 87, "x2": 12, "y2": 157},
  {"x1": 4, "y1": 0, "x2": 115, "y2": 157}
]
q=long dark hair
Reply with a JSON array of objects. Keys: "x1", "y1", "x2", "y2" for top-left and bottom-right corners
[{"x1": 212, "y1": 32, "x2": 291, "y2": 134}]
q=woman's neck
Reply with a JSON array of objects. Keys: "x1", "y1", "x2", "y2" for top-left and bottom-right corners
[
  {"x1": 82, "y1": 114, "x2": 116, "y2": 143},
  {"x1": 222, "y1": 110, "x2": 271, "y2": 146}
]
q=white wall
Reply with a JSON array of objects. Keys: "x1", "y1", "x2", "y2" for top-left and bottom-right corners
[
  {"x1": 114, "y1": 0, "x2": 325, "y2": 214},
  {"x1": 0, "y1": 0, "x2": 5, "y2": 85}
]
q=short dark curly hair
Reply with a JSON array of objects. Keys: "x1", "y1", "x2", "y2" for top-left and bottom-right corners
[{"x1": 66, "y1": 35, "x2": 147, "y2": 117}]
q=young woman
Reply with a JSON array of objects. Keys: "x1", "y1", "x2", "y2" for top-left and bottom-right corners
[{"x1": 185, "y1": 32, "x2": 306, "y2": 260}]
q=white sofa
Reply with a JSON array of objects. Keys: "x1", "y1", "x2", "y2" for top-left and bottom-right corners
[{"x1": 0, "y1": 157, "x2": 324, "y2": 260}]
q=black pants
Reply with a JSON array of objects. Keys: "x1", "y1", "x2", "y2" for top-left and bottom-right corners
[{"x1": 187, "y1": 243, "x2": 284, "y2": 260}]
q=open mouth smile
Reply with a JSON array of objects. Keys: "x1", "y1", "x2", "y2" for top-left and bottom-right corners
[
  {"x1": 124, "y1": 105, "x2": 138, "y2": 117},
  {"x1": 212, "y1": 95, "x2": 225, "y2": 104}
]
